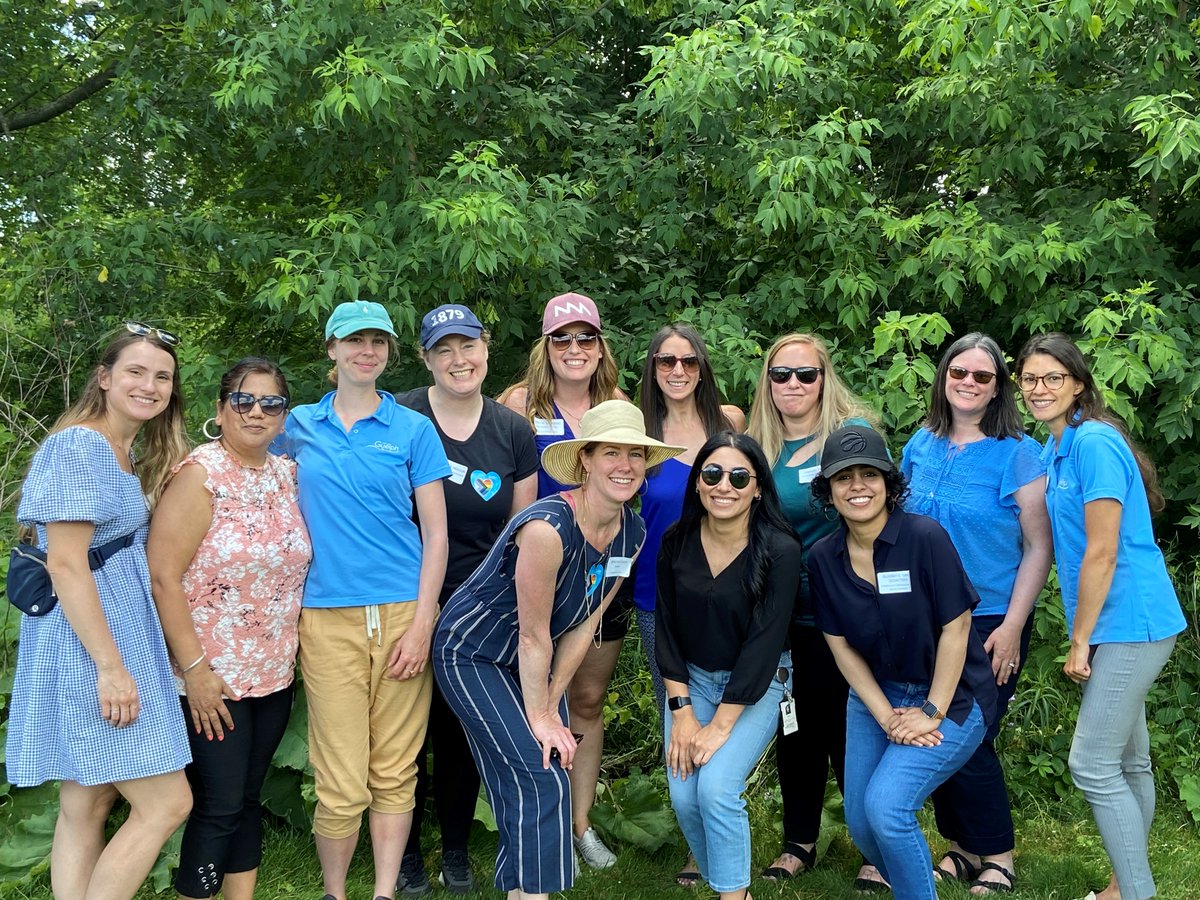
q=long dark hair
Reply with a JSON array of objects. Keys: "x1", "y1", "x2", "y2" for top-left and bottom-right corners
[
  {"x1": 662, "y1": 431, "x2": 800, "y2": 603},
  {"x1": 925, "y1": 332, "x2": 1023, "y2": 439},
  {"x1": 1015, "y1": 332, "x2": 1164, "y2": 514},
  {"x1": 638, "y1": 323, "x2": 734, "y2": 440}
]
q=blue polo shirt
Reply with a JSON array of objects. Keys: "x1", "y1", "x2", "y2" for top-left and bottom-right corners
[
  {"x1": 1043, "y1": 421, "x2": 1184, "y2": 644},
  {"x1": 274, "y1": 391, "x2": 452, "y2": 608},
  {"x1": 808, "y1": 509, "x2": 997, "y2": 727}
]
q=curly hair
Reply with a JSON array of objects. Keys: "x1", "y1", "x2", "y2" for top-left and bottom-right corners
[{"x1": 811, "y1": 466, "x2": 910, "y2": 516}]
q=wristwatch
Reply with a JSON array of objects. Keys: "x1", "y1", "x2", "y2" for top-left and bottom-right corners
[
  {"x1": 668, "y1": 696, "x2": 693, "y2": 712},
  {"x1": 921, "y1": 700, "x2": 945, "y2": 721}
]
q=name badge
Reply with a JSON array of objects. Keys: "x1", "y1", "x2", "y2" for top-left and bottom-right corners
[
  {"x1": 534, "y1": 417, "x2": 566, "y2": 436},
  {"x1": 447, "y1": 460, "x2": 468, "y2": 485},
  {"x1": 780, "y1": 698, "x2": 798, "y2": 735},
  {"x1": 796, "y1": 465, "x2": 820, "y2": 485},
  {"x1": 606, "y1": 556, "x2": 633, "y2": 578},
  {"x1": 877, "y1": 570, "x2": 912, "y2": 595}
]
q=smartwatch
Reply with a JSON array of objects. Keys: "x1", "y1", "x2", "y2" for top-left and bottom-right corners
[
  {"x1": 921, "y1": 700, "x2": 945, "y2": 721},
  {"x1": 668, "y1": 696, "x2": 693, "y2": 712}
]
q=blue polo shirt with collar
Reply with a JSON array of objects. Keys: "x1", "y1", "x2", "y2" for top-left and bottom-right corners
[
  {"x1": 274, "y1": 391, "x2": 451, "y2": 608},
  {"x1": 808, "y1": 509, "x2": 997, "y2": 727},
  {"x1": 1043, "y1": 420, "x2": 1184, "y2": 644}
]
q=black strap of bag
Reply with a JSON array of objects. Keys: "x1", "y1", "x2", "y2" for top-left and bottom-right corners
[{"x1": 6, "y1": 529, "x2": 139, "y2": 616}]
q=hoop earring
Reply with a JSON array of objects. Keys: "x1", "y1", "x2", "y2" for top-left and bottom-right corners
[{"x1": 202, "y1": 417, "x2": 222, "y2": 441}]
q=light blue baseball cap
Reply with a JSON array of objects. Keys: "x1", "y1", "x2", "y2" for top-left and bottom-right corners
[{"x1": 324, "y1": 301, "x2": 398, "y2": 340}]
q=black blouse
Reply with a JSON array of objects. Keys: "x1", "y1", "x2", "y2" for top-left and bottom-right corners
[
  {"x1": 807, "y1": 509, "x2": 997, "y2": 726},
  {"x1": 655, "y1": 526, "x2": 800, "y2": 705}
]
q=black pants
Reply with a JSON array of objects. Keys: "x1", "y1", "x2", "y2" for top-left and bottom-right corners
[
  {"x1": 175, "y1": 685, "x2": 294, "y2": 898},
  {"x1": 931, "y1": 612, "x2": 1035, "y2": 856},
  {"x1": 406, "y1": 679, "x2": 482, "y2": 857},
  {"x1": 775, "y1": 623, "x2": 849, "y2": 846}
]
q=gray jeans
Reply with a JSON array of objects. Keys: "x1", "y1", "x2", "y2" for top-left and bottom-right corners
[{"x1": 1068, "y1": 635, "x2": 1176, "y2": 900}]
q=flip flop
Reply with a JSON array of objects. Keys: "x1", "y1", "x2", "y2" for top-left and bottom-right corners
[{"x1": 675, "y1": 854, "x2": 700, "y2": 888}]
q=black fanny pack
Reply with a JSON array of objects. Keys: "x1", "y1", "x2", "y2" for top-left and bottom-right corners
[{"x1": 6, "y1": 530, "x2": 138, "y2": 617}]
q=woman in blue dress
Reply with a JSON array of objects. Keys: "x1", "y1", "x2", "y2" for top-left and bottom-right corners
[
  {"x1": 901, "y1": 333, "x2": 1052, "y2": 894},
  {"x1": 7, "y1": 323, "x2": 193, "y2": 899},
  {"x1": 1015, "y1": 334, "x2": 1185, "y2": 900},
  {"x1": 433, "y1": 400, "x2": 684, "y2": 899},
  {"x1": 499, "y1": 292, "x2": 632, "y2": 868}
]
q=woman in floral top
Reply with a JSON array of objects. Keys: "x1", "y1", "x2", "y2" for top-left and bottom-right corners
[{"x1": 149, "y1": 357, "x2": 312, "y2": 900}]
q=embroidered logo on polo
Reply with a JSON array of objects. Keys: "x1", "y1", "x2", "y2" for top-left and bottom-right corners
[
  {"x1": 585, "y1": 563, "x2": 605, "y2": 599},
  {"x1": 471, "y1": 470, "x2": 502, "y2": 501},
  {"x1": 370, "y1": 440, "x2": 400, "y2": 453}
]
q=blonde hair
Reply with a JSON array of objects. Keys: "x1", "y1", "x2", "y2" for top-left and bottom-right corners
[
  {"x1": 746, "y1": 333, "x2": 877, "y2": 465},
  {"x1": 500, "y1": 334, "x2": 620, "y2": 424},
  {"x1": 52, "y1": 331, "x2": 188, "y2": 507}
]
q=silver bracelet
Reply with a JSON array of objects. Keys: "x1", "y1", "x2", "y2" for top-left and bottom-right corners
[{"x1": 181, "y1": 653, "x2": 207, "y2": 674}]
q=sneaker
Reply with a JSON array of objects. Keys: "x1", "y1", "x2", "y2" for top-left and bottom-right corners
[
  {"x1": 439, "y1": 849, "x2": 477, "y2": 894},
  {"x1": 397, "y1": 852, "x2": 432, "y2": 897},
  {"x1": 573, "y1": 827, "x2": 617, "y2": 869}
]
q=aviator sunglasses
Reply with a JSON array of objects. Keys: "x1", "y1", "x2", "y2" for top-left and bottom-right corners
[
  {"x1": 767, "y1": 365, "x2": 823, "y2": 385},
  {"x1": 654, "y1": 353, "x2": 701, "y2": 374},
  {"x1": 224, "y1": 392, "x2": 289, "y2": 416},
  {"x1": 699, "y1": 464, "x2": 757, "y2": 490},
  {"x1": 548, "y1": 331, "x2": 600, "y2": 350},
  {"x1": 947, "y1": 365, "x2": 997, "y2": 385},
  {"x1": 125, "y1": 320, "x2": 181, "y2": 347}
]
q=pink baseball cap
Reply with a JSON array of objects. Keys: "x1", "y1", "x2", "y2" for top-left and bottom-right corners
[{"x1": 541, "y1": 292, "x2": 602, "y2": 335}]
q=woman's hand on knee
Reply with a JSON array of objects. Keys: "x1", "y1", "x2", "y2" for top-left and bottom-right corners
[{"x1": 689, "y1": 722, "x2": 731, "y2": 767}]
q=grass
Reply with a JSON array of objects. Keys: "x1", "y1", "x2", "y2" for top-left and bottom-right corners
[{"x1": 22, "y1": 798, "x2": 1174, "y2": 899}]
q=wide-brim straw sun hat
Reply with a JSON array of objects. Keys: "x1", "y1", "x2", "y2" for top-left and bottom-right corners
[{"x1": 540, "y1": 399, "x2": 687, "y2": 487}]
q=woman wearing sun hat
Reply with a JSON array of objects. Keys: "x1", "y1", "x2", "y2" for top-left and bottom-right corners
[
  {"x1": 500, "y1": 291, "x2": 632, "y2": 869},
  {"x1": 395, "y1": 303, "x2": 540, "y2": 894},
  {"x1": 433, "y1": 399, "x2": 684, "y2": 900},
  {"x1": 274, "y1": 300, "x2": 451, "y2": 900}
]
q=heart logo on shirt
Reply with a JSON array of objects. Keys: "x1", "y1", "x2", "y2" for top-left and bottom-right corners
[
  {"x1": 585, "y1": 563, "x2": 605, "y2": 599},
  {"x1": 471, "y1": 470, "x2": 501, "y2": 501}
]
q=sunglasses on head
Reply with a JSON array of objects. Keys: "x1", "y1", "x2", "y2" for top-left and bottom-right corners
[
  {"x1": 767, "y1": 365, "x2": 823, "y2": 385},
  {"x1": 548, "y1": 331, "x2": 600, "y2": 350},
  {"x1": 224, "y1": 392, "x2": 289, "y2": 416},
  {"x1": 125, "y1": 320, "x2": 180, "y2": 347},
  {"x1": 699, "y1": 464, "x2": 757, "y2": 490},
  {"x1": 947, "y1": 365, "x2": 997, "y2": 385},
  {"x1": 654, "y1": 353, "x2": 701, "y2": 374}
]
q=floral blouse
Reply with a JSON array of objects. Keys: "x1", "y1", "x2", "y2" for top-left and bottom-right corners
[{"x1": 174, "y1": 441, "x2": 312, "y2": 697}]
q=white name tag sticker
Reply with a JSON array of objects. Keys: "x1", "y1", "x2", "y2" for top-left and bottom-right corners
[
  {"x1": 877, "y1": 570, "x2": 912, "y2": 594},
  {"x1": 606, "y1": 556, "x2": 633, "y2": 578},
  {"x1": 796, "y1": 465, "x2": 820, "y2": 485},
  {"x1": 447, "y1": 461, "x2": 468, "y2": 484},
  {"x1": 780, "y1": 699, "x2": 798, "y2": 735},
  {"x1": 534, "y1": 417, "x2": 566, "y2": 436}
]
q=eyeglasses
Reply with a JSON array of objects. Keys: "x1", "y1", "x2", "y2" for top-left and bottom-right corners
[
  {"x1": 125, "y1": 321, "x2": 180, "y2": 347},
  {"x1": 654, "y1": 353, "x2": 701, "y2": 374},
  {"x1": 224, "y1": 392, "x2": 289, "y2": 416},
  {"x1": 699, "y1": 464, "x2": 757, "y2": 490},
  {"x1": 947, "y1": 365, "x2": 997, "y2": 385},
  {"x1": 1016, "y1": 372, "x2": 1070, "y2": 391},
  {"x1": 767, "y1": 366, "x2": 823, "y2": 385},
  {"x1": 548, "y1": 331, "x2": 600, "y2": 350}
]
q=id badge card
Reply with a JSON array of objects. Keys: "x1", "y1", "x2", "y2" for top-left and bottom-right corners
[
  {"x1": 780, "y1": 698, "x2": 798, "y2": 735},
  {"x1": 534, "y1": 417, "x2": 565, "y2": 436}
]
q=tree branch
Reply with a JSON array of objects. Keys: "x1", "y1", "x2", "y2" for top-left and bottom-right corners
[{"x1": 0, "y1": 58, "x2": 118, "y2": 134}]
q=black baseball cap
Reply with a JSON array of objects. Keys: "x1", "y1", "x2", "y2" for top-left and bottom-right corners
[{"x1": 819, "y1": 426, "x2": 893, "y2": 478}]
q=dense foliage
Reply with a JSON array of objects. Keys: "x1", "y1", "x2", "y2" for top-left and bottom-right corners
[{"x1": 2, "y1": 0, "x2": 1198, "y2": 888}]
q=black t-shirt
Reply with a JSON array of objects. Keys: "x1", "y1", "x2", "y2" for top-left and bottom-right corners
[
  {"x1": 396, "y1": 388, "x2": 540, "y2": 598},
  {"x1": 808, "y1": 509, "x2": 998, "y2": 727}
]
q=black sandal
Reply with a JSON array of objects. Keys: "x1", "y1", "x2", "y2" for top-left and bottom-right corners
[
  {"x1": 761, "y1": 841, "x2": 816, "y2": 880},
  {"x1": 934, "y1": 850, "x2": 981, "y2": 883},
  {"x1": 675, "y1": 854, "x2": 700, "y2": 888},
  {"x1": 970, "y1": 861, "x2": 1016, "y2": 894}
]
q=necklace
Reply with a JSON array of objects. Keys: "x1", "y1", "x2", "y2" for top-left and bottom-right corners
[{"x1": 96, "y1": 418, "x2": 135, "y2": 472}]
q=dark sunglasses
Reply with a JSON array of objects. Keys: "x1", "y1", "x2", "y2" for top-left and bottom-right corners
[
  {"x1": 224, "y1": 392, "x2": 289, "y2": 416},
  {"x1": 699, "y1": 464, "x2": 757, "y2": 490},
  {"x1": 654, "y1": 353, "x2": 701, "y2": 374},
  {"x1": 125, "y1": 320, "x2": 180, "y2": 347},
  {"x1": 947, "y1": 365, "x2": 997, "y2": 385},
  {"x1": 548, "y1": 331, "x2": 600, "y2": 350},
  {"x1": 767, "y1": 365, "x2": 823, "y2": 385}
]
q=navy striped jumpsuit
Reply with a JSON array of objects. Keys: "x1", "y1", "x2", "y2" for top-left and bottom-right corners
[{"x1": 433, "y1": 495, "x2": 645, "y2": 893}]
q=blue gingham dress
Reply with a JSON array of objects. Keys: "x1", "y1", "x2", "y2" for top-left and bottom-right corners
[{"x1": 6, "y1": 427, "x2": 190, "y2": 787}]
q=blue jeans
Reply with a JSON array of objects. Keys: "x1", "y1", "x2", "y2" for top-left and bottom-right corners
[
  {"x1": 665, "y1": 654, "x2": 790, "y2": 893},
  {"x1": 845, "y1": 682, "x2": 985, "y2": 900}
]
